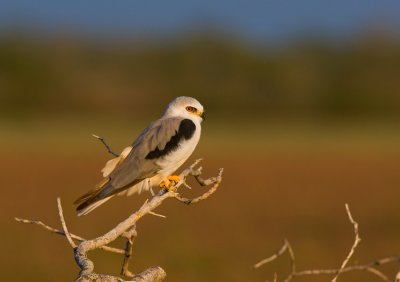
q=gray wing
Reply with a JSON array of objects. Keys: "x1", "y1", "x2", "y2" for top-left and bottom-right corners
[{"x1": 109, "y1": 117, "x2": 184, "y2": 190}]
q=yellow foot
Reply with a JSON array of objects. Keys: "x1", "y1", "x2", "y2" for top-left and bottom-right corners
[
  {"x1": 167, "y1": 175, "x2": 180, "y2": 183},
  {"x1": 159, "y1": 175, "x2": 181, "y2": 191}
]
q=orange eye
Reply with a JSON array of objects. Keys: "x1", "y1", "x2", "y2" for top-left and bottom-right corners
[{"x1": 186, "y1": 106, "x2": 197, "y2": 113}]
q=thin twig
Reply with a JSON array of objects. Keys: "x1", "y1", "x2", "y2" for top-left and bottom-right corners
[
  {"x1": 121, "y1": 226, "x2": 138, "y2": 278},
  {"x1": 174, "y1": 168, "x2": 223, "y2": 205},
  {"x1": 57, "y1": 197, "x2": 76, "y2": 249},
  {"x1": 285, "y1": 257, "x2": 400, "y2": 279},
  {"x1": 148, "y1": 211, "x2": 167, "y2": 218},
  {"x1": 365, "y1": 267, "x2": 390, "y2": 282},
  {"x1": 182, "y1": 181, "x2": 193, "y2": 190},
  {"x1": 286, "y1": 239, "x2": 296, "y2": 276},
  {"x1": 253, "y1": 239, "x2": 297, "y2": 282},
  {"x1": 92, "y1": 134, "x2": 119, "y2": 157},
  {"x1": 254, "y1": 240, "x2": 289, "y2": 269},
  {"x1": 255, "y1": 204, "x2": 400, "y2": 282},
  {"x1": 14, "y1": 217, "x2": 125, "y2": 254},
  {"x1": 331, "y1": 203, "x2": 361, "y2": 282}
]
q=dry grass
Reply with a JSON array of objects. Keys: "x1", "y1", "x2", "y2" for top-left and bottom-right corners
[{"x1": 4, "y1": 123, "x2": 400, "y2": 281}]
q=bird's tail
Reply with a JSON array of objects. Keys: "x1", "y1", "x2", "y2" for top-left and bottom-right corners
[
  {"x1": 74, "y1": 179, "x2": 115, "y2": 216},
  {"x1": 76, "y1": 196, "x2": 112, "y2": 216}
]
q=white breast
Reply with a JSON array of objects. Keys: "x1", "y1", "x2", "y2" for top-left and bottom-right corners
[
  {"x1": 156, "y1": 119, "x2": 201, "y2": 177},
  {"x1": 122, "y1": 119, "x2": 201, "y2": 196}
]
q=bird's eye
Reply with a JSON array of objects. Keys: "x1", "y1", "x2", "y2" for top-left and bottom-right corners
[{"x1": 186, "y1": 106, "x2": 197, "y2": 113}]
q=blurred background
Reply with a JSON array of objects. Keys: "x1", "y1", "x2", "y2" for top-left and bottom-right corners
[{"x1": 1, "y1": 1, "x2": 400, "y2": 281}]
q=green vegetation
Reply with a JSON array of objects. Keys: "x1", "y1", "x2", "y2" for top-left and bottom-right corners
[{"x1": 1, "y1": 34, "x2": 400, "y2": 121}]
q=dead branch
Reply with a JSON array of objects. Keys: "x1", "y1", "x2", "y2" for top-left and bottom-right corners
[
  {"x1": 76, "y1": 267, "x2": 166, "y2": 282},
  {"x1": 254, "y1": 203, "x2": 400, "y2": 282},
  {"x1": 253, "y1": 239, "x2": 290, "y2": 269},
  {"x1": 14, "y1": 217, "x2": 125, "y2": 254},
  {"x1": 121, "y1": 226, "x2": 138, "y2": 278},
  {"x1": 128, "y1": 267, "x2": 166, "y2": 282},
  {"x1": 332, "y1": 203, "x2": 361, "y2": 281},
  {"x1": 175, "y1": 168, "x2": 223, "y2": 204},
  {"x1": 75, "y1": 161, "x2": 223, "y2": 276},
  {"x1": 92, "y1": 134, "x2": 119, "y2": 157},
  {"x1": 58, "y1": 197, "x2": 76, "y2": 248},
  {"x1": 16, "y1": 159, "x2": 223, "y2": 282}
]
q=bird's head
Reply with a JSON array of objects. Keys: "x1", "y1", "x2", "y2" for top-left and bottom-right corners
[{"x1": 164, "y1": 96, "x2": 205, "y2": 122}]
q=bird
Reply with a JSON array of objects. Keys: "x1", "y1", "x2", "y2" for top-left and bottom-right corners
[{"x1": 74, "y1": 96, "x2": 205, "y2": 216}]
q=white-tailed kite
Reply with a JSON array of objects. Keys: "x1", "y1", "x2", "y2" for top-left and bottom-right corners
[{"x1": 75, "y1": 96, "x2": 205, "y2": 216}]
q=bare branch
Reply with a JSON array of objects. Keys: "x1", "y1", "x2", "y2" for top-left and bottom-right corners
[
  {"x1": 57, "y1": 197, "x2": 76, "y2": 249},
  {"x1": 286, "y1": 239, "x2": 296, "y2": 275},
  {"x1": 75, "y1": 190, "x2": 167, "y2": 274},
  {"x1": 14, "y1": 218, "x2": 125, "y2": 254},
  {"x1": 255, "y1": 204, "x2": 400, "y2": 282},
  {"x1": 148, "y1": 211, "x2": 167, "y2": 219},
  {"x1": 121, "y1": 226, "x2": 138, "y2": 278},
  {"x1": 174, "y1": 168, "x2": 223, "y2": 205},
  {"x1": 283, "y1": 257, "x2": 400, "y2": 280},
  {"x1": 129, "y1": 267, "x2": 166, "y2": 282},
  {"x1": 16, "y1": 159, "x2": 223, "y2": 281},
  {"x1": 365, "y1": 267, "x2": 390, "y2": 282},
  {"x1": 76, "y1": 267, "x2": 166, "y2": 282},
  {"x1": 73, "y1": 159, "x2": 221, "y2": 277},
  {"x1": 92, "y1": 134, "x2": 119, "y2": 157},
  {"x1": 331, "y1": 203, "x2": 361, "y2": 282},
  {"x1": 253, "y1": 240, "x2": 289, "y2": 269},
  {"x1": 188, "y1": 165, "x2": 219, "y2": 187}
]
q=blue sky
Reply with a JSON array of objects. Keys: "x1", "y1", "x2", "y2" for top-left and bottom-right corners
[{"x1": 1, "y1": 1, "x2": 400, "y2": 42}]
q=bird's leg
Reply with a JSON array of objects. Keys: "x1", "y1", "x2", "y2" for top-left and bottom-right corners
[{"x1": 159, "y1": 175, "x2": 181, "y2": 191}]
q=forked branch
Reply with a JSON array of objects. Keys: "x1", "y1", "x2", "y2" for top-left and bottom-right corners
[
  {"x1": 254, "y1": 204, "x2": 400, "y2": 282},
  {"x1": 16, "y1": 159, "x2": 223, "y2": 282}
]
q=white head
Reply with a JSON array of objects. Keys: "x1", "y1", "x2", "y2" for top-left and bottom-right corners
[{"x1": 163, "y1": 96, "x2": 205, "y2": 122}]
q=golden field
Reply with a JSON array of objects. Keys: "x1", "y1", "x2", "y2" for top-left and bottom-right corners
[{"x1": 2, "y1": 118, "x2": 400, "y2": 281}]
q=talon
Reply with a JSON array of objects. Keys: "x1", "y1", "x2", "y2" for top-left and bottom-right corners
[
  {"x1": 160, "y1": 175, "x2": 181, "y2": 190},
  {"x1": 167, "y1": 175, "x2": 180, "y2": 184},
  {"x1": 159, "y1": 175, "x2": 180, "y2": 191},
  {"x1": 159, "y1": 179, "x2": 170, "y2": 188}
]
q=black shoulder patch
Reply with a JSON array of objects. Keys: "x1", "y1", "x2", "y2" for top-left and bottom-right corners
[{"x1": 146, "y1": 119, "x2": 196, "y2": 160}]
